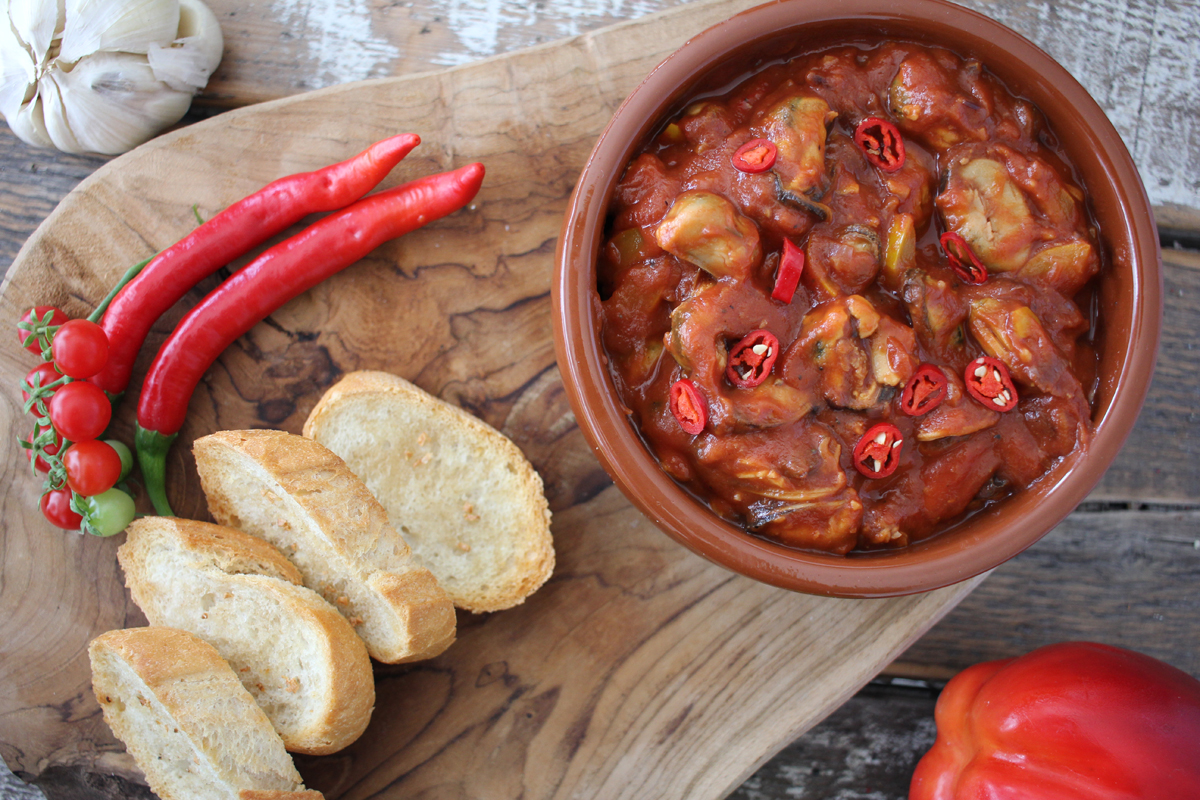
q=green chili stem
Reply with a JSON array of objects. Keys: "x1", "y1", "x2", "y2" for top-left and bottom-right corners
[
  {"x1": 135, "y1": 424, "x2": 177, "y2": 516},
  {"x1": 88, "y1": 256, "x2": 154, "y2": 324}
]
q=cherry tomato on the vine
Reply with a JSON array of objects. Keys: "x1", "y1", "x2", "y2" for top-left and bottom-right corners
[
  {"x1": 40, "y1": 488, "x2": 82, "y2": 530},
  {"x1": 51, "y1": 319, "x2": 109, "y2": 379},
  {"x1": 48, "y1": 381, "x2": 111, "y2": 442},
  {"x1": 18, "y1": 306, "x2": 68, "y2": 354},
  {"x1": 78, "y1": 488, "x2": 136, "y2": 537},
  {"x1": 104, "y1": 439, "x2": 135, "y2": 482},
  {"x1": 22, "y1": 362, "x2": 63, "y2": 406},
  {"x1": 63, "y1": 440, "x2": 123, "y2": 496},
  {"x1": 25, "y1": 427, "x2": 62, "y2": 472}
]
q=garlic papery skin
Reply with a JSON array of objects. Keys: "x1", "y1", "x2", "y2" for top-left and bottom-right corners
[{"x1": 0, "y1": 0, "x2": 223, "y2": 155}]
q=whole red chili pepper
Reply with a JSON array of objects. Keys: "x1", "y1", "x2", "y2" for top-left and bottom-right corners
[
  {"x1": 853, "y1": 117, "x2": 905, "y2": 172},
  {"x1": 900, "y1": 364, "x2": 948, "y2": 416},
  {"x1": 853, "y1": 422, "x2": 903, "y2": 478},
  {"x1": 726, "y1": 330, "x2": 780, "y2": 388},
  {"x1": 732, "y1": 138, "x2": 778, "y2": 173},
  {"x1": 135, "y1": 161, "x2": 486, "y2": 515},
  {"x1": 669, "y1": 378, "x2": 707, "y2": 435},
  {"x1": 939, "y1": 231, "x2": 988, "y2": 284},
  {"x1": 771, "y1": 239, "x2": 804, "y2": 303},
  {"x1": 964, "y1": 356, "x2": 1017, "y2": 411},
  {"x1": 91, "y1": 134, "x2": 422, "y2": 396}
]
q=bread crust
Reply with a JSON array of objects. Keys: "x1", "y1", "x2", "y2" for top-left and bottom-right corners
[
  {"x1": 119, "y1": 518, "x2": 375, "y2": 755},
  {"x1": 89, "y1": 627, "x2": 306, "y2": 800},
  {"x1": 302, "y1": 370, "x2": 555, "y2": 613},
  {"x1": 193, "y1": 429, "x2": 457, "y2": 663}
]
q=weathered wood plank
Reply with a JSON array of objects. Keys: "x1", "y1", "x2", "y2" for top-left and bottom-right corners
[
  {"x1": 898, "y1": 508, "x2": 1200, "y2": 679},
  {"x1": 1090, "y1": 248, "x2": 1200, "y2": 503}
]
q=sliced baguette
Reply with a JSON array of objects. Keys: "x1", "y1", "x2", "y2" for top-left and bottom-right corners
[
  {"x1": 119, "y1": 517, "x2": 374, "y2": 755},
  {"x1": 89, "y1": 627, "x2": 313, "y2": 800},
  {"x1": 193, "y1": 429, "x2": 456, "y2": 663},
  {"x1": 302, "y1": 371, "x2": 554, "y2": 613}
]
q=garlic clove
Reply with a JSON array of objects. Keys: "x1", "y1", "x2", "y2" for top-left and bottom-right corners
[
  {"x1": 147, "y1": 0, "x2": 222, "y2": 92},
  {"x1": 58, "y1": 0, "x2": 179, "y2": 64},
  {"x1": 10, "y1": 95, "x2": 54, "y2": 149},
  {"x1": 47, "y1": 51, "x2": 190, "y2": 154},
  {"x1": 0, "y1": 8, "x2": 38, "y2": 121},
  {"x1": 38, "y1": 73, "x2": 84, "y2": 153},
  {"x1": 7, "y1": 0, "x2": 63, "y2": 68}
]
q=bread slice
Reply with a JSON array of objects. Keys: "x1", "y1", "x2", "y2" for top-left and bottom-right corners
[
  {"x1": 302, "y1": 371, "x2": 554, "y2": 613},
  {"x1": 89, "y1": 627, "x2": 313, "y2": 800},
  {"x1": 118, "y1": 517, "x2": 374, "y2": 755},
  {"x1": 193, "y1": 429, "x2": 456, "y2": 664}
]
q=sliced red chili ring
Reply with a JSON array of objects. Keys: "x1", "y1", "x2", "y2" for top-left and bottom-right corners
[
  {"x1": 964, "y1": 356, "x2": 1018, "y2": 411},
  {"x1": 726, "y1": 330, "x2": 780, "y2": 389},
  {"x1": 853, "y1": 422, "x2": 903, "y2": 479},
  {"x1": 853, "y1": 117, "x2": 906, "y2": 172},
  {"x1": 939, "y1": 231, "x2": 989, "y2": 284},
  {"x1": 669, "y1": 378, "x2": 708, "y2": 435},
  {"x1": 900, "y1": 363, "x2": 948, "y2": 416},
  {"x1": 732, "y1": 138, "x2": 778, "y2": 173},
  {"x1": 771, "y1": 238, "x2": 804, "y2": 303}
]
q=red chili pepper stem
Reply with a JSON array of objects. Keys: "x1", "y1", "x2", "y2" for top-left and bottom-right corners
[
  {"x1": 87, "y1": 256, "x2": 154, "y2": 326},
  {"x1": 135, "y1": 162, "x2": 486, "y2": 516},
  {"x1": 135, "y1": 426, "x2": 178, "y2": 517}
]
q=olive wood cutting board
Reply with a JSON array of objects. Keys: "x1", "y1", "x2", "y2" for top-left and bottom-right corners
[{"x1": 0, "y1": 3, "x2": 984, "y2": 797}]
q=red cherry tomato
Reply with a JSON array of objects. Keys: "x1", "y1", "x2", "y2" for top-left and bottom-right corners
[
  {"x1": 669, "y1": 379, "x2": 708, "y2": 435},
  {"x1": 18, "y1": 306, "x2": 68, "y2": 354},
  {"x1": 51, "y1": 319, "x2": 110, "y2": 379},
  {"x1": 25, "y1": 427, "x2": 62, "y2": 472},
  {"x1": 732, "y1": 138, "x2": 778, "y2": 173},
  {"x1": 40, "y1": 488, "x2": 82, "y2": 530},
  {"x1": 22, "y1": 362, "x2": 63, "y2": 405},
  {"x1": 48, "y1": 381, "x2": 111, "y2": 442},
  {"x1": 62, "y1": 440, "x2": 123, "y2": 496}
]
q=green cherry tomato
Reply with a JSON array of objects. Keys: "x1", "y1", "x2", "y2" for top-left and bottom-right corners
[
  {"x1": 78, "y1": 488, "x2": 137, "y2": 537},
  {"x1": 104, "y1": 439, "x2": 135, "y2": 482}
]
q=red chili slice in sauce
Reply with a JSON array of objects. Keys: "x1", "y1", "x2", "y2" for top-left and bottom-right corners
[
  {"x1": 669, "y1": 378, "x2": 708, "y2": 434},
  {"x1": 726, "y1": 330, "x2": 780, "y2": 389},
  {"x1": 853, "y1": 422, "x2": 904, "y2": 479},
  {"x1": 853, "y1": 117, "x2": 906, "y2": 172},
  {"x1": 939, "y1": 231, "x2": 989, "y2": 284},
  {"x1": 964, "y1": 356, "x2": 1018, "y2": 411},
  {"x1": 732, "y1": 138, "x2": 778, "y2": 173},
  {"x1": 771, "y1": 239, "x2": 805, "y2": 303},
  {"x1": 900, "y1": 363, "x2": 948, "y2": 416}
]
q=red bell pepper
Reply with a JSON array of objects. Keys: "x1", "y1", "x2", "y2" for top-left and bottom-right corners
[{"x1": 910, "y1": 642, "x2": 1200, "y2": 800}]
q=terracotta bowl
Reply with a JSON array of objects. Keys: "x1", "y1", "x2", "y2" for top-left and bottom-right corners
[{"x1": 552, "y1": 0, "x2": 1162, "y2": 597}]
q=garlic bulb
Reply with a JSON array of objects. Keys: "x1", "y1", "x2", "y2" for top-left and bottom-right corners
[{"x1": 0, "y1": 0, "x2": 223, "y2": 155}]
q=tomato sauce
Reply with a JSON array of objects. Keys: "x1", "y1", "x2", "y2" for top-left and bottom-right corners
[{"x1": 598, "y1": 41, "x2": 1101, "y2": 555}]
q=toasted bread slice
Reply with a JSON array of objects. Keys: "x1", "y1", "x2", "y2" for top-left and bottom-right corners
[
  {"x1": 302, "y1": 371, "x2": 554, "y2": 613},
  {"x1": 193, "y1": 429, "x2": 456, "y2": 663},
  {"x1": 89, "y1": 627, "x2": 310, "y2": 800},
  {"x1": 119, "y1": 517, "x2": 374, "y2": 754}
]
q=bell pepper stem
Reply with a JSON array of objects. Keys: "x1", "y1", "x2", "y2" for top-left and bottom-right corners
[{"x1": 135, "y1": 425, "x2": 177, "y2": 516}]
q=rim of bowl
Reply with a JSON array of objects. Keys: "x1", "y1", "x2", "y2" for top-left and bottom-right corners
[{"x1": 552, "y1": 0, "x2": 1163, "y2": 597}]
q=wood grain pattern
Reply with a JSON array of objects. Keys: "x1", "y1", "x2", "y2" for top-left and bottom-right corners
[{"x1": 0, "y1": 9, "x2": 985, "y2": 799}]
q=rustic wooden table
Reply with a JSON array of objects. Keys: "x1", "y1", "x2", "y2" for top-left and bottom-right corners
[{"x1": 1, "y1": 0, "x2": 1196, "y2": 798}]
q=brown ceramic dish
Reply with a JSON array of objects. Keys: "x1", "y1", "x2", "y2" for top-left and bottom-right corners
[{"x1": 552, "y1": 0, "x2": 1162, "y2": 597}]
